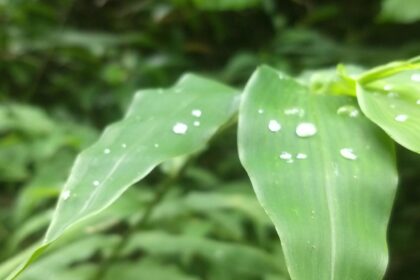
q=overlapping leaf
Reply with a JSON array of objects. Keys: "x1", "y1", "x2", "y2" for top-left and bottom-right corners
[{"x1": 238, "y1": 66, "x2": 398, "y2": 280}]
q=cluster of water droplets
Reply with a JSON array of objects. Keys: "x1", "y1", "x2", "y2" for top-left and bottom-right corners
[{"x1": 172, "y1": 108, "x2": 203, "y2": 135}]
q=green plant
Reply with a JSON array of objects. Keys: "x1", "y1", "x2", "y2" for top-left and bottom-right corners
[{"x1": 5, "y1": 55, "x2": 420, "y2": 280}]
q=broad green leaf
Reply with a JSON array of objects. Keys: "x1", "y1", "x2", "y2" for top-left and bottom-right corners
[
  {"x1": 379, "y1": 0, "x2": 420, "y2": 23},
  {"x1": 7, "y1": 74, "x2": 239, "y2": 279},
  {"x1": 238, "y1": 66, "x2": 398, "y2": 280},
  {"x1": 356, "y1": 70, "x2": 420, "y2": 153}
]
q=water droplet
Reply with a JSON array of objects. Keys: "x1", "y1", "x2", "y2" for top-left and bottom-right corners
[
  {"x1": 340, "y1": 148, "x2": 357, "y2": 160},
  {"x1": 411, "y1": 73, "x2": 420, "y2": 82},
  {"x1": 172, "y1": 122, "x2": 188, "y2": 134},
  {"x1": 416, "y1": 99, "x2": 420, "y2": 105},
  {"x1": 192, "y1": 109, "x2": 202, "y2": 117},
  {"x1": 104, "y1": 148, "x2": 111, "y2": 154},
  {"x1": 337, "y1": 105, "x2": 359, "y2": 117},
  {"x1": 121, "y1": 143, "x2": 127, "y2": 148},
  {"x1": 93, "y1": 180, "x2": 100, "y2": 186},
  {"x1": 193, "y1": 121, "x2": 200, "y2": 126},
  {"x1": 384, "y1": 84, "x2": 393, "y2": 91},
  {"x1": 395, "y1": 114, "x2": 408, "y2": 122},
  {"x1": 62, "y1": 190, "x2": 71, "y2": 200},
  {"x1": 258, "y1": 109, "x2": 264, "y2": 114},
  {"x1": 296, "y1": 122, "x2": 317, "y2": 137},
  {"x1": 154, "y1": 143, "x2": 159, "y2": 148},
  {"x1": 268, "y1": 120, "x2": 282, "y2": 132},
  {"x1": 279, "y1": 152, "x2": 292, "y2": 160},
  {"x1": 284, "y1": 107, "x2": 305, "y2": 117},
  {"x1": 296, "y1": 153, "x2": 307, "y2": 159}
]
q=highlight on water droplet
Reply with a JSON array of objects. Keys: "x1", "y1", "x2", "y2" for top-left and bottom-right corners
[
  {"x1": 192, "y1": 109, "x2": 202, "y2": 117},
  {"x1": 62, "y1": 190, "x2": 71, "y2": 200},
  {"x1": 340, "y1": 148, "x2": 357, "y2": 160},
  {"x1": 411, "y1": 73, "x2": 420, "y2": 82},
  {"x1": 93, "y1": 180, "x2": 100, "y2": 186},
  {"x1": 337, "y1": 105, "x2": 359, "y2": 117},
  {"x1": 395, "y1": 114, "x2": 408, "y2": 122},
  {"x1": 296, "y1": 122, "x2": 317, "y2": 137},
  {"x1": 104, "y1": 148, "x2": 111, "y2": 154},
  {"x1": 193, "y1": 121, "x2": 200, "y2": 127},
  {"x1": 172, "y1": 122, "x2": 188, "y2": 134},
  {"x1": 268, "y1": 119, "x2": 282, "y2": 132},
  {"x1": 296, "y1": 153, "x2": 307, "y2": 159}
]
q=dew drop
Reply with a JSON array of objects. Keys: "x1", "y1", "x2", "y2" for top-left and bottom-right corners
[
  {"x1": 104, "y1": 148, "x2": 111, "y2": 154},
  {"x1": 416, "y1": 99, "x2": 420, "y2": 105},
  {"x1": 411, "y1": 73, "x2": 420, "y2": 82},
  {"x1": 395, "y1": 114, "x2": 408, "y2": 122},
  {"x1": 154, "y1": 143, "x2": 159, "y2": 148},
  {"x1": 121, "y1": 143, "x2": 127, "y2": 148},
  {"x1": 340, "y1": 148, "x2": 357, "y2": 160},
  {"x1": 192, "y1": 109, "x2": 202, "y2": 117},
  {"x1": 337, "y1": 105, "x2": 359, "y2": 117},
  {"x1": 279, "y1": 152, "x2": 292, "y2": 160},
  {"x1": 258, "y1": 109, "x2": 264, "y2": 114},
  {"x1": 284, "y1": 107, "x2": 304, "y2": 117},
  {"x1": 93, "y1": 180, "x2": 100, "y2": 186},
  {"x1": 268, "y1": 120, "x2": 282, "y2": 132},
  {"x1": 172, "y1": 122, "x2": 188, "y2": 134},
  {"x1": 193, "y1": 121, "x2": 200, "y2": 127},
  {"x1": 62, "y1": 190, "x2": 71, "y2": 200},
  {"x1": 296, "y1": 122, "x2": 317, "y2": 137},
  {"x1": 296, "y1": 153, "x2": 307, "y2": 159}
]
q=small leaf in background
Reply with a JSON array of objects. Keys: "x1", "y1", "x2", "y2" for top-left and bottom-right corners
[
  {"x1": 379, "y1": 0, "x2": 420, "y2": 23},
  {"x1": 238, "y1": 66, "x2": 398, "y2": 280},
  {"x1": 357, "y1": 69, "x2": 420, "y2": 153},
  {"x1": 172, "y1": 0, "x2": 262, "y2": 11},
  {"x1": 8, "y1": 74, "x2": 239, "y2": 279}
]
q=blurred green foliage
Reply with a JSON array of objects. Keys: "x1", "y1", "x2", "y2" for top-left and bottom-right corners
[{"x1": 0, "y1": 0, "x2": 419, "y2": 279}]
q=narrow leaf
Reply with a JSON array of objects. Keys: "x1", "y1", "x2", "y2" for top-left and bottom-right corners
[
  {"x1": 357, "y1": 69, "x2": 420, "y2": 153},
  {"x1": 8, "y1": 74, "x2": 239, "y2": 279},
  {"x1": 238, "y1": 66, "x2": 398, "y2": 280}
]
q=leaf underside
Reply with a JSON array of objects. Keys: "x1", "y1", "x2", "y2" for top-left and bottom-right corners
[
  {"x1": 238, "y1": 66, "x2": 398, "y2": 280},
  {"x1": 8, "y1": 74, "x2": 239, "y2": 279}
]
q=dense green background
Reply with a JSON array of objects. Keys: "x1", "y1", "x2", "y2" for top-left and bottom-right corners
[{"x1": 1, "y1": 0, "x2": 419, "y2": 279}]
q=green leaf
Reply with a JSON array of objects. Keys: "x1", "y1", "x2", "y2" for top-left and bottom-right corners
[
  {"x1": 238, "y1": 66, "x2": 398, "y2": 280},
  {"x1": 172, "y1": 0, "x2": 262, "y2": 11},
  {"x1": 356, "y1": 69, "x2": 420, "y2": 153},
  {"x1": 379, "y1": 0, "x2": 420, "y2": 23},
  {"x1": 7, "y1": 74, "x2": 239, "y2": 279}
]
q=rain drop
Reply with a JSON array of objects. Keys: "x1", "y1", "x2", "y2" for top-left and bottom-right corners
[
  {"x1": 154, "y1": 143, "x2": 159, "y2": 148},
  {"x1": 121, "y1": 143, "x2": 127, "y2": 148},
  {"x1": 337, "y1": 105, "x2": 359, "y2": 117},
  {"x1": 258, "y1": 109, "x2": 264, "y2": 114},
  {"x1": 416, "y1": 99, "x2": 420, "y2": 105},
  {"x1": 93, "y1": 180, "x2": 100, "y2": 186},
  {"x1": 62, "y1": 190, "x2": 71, "y2": 200},
  {"x1": 268, "y1": 120, "x2": 282, "y2": 132},
  {"x1": 296, "y1": 122, "x2": 317, "y2": 137},
  {"x1": 411, "y1": 73, "x2": 420, "y2": 82},
  {"x1": 193, "y1": 121, "x2": 200, "y2": 127},
  {"x1": 192, "y1": 109, "x2": 202, "y2": 117},
  {"x1": 395, "y1": 114, "x2": 408, "y2": 122},
  {"x1": 104, "y1": 148, "x2": 111, "y2": 154},
  {"x1": 340, "y1": 148, "x2": 357, "y2": 160},
  {"x1": 279, "y1": 152, "x2": 292, "y2": 160},
  {"x1": 172, "y1": 122, "x2": 188, "y2": 134},
  {"x1": 296, "y1": 153, "x2": 307, "y2": 159},
  {"x1": 284, "y1": 107, "x2": 304, "y2": 117}
]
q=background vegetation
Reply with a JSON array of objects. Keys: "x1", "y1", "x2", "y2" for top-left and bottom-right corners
[{"x1": 1, "y1": 0, "x2": 419, "y2": 279}]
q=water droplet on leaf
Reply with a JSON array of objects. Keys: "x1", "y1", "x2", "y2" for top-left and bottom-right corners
[
  {"x1": 296, "y1": 122, "x2": 317, "y2": 137},
  {"x1": 340, "y1": 148, "x2": 357, "y2": 160},
  {"x1": 62, "y1": 190, "x2": 71, "y2": 200},
  {"x1": 395, "y1": 114, "x2": 408, "y2": 122},
  {"x1": 192, "y1": 109, "x2": 202, "y2": 117},
  {"x1": 104, "y1": 148, "x2": 111, "y2": 154},
  {"x1": 268, "y1": 120, "x2": 282, "y2": 132},
  {"x1": 172, "y1": 122, "x2": 188, "y2": 134}
]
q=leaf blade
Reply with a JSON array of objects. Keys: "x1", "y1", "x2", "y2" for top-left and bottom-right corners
[{"x1": 238, "y1": 66, "x2": 398, "y2": 280}]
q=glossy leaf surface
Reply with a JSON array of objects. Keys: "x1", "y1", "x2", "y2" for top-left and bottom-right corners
[{"x1": 238, "y1": 66, "x2": 398, "y2": 280}]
